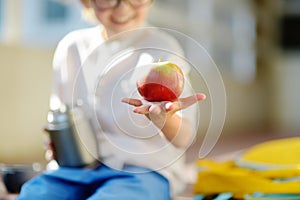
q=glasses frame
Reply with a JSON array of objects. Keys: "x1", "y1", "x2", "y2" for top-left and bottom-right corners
[{"x1": 92, "y1": 0, "x2": 153, "y2": 10}]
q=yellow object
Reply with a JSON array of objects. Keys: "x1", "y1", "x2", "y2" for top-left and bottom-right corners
[
  {"x1": 238, "y1": 137, "x2": 300, "y2": 169},
  {"x1": 194, "y1": 137, "x2": 300, "y2": 198}
]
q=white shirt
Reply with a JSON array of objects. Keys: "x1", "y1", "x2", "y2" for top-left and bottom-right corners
[{"x1": 52, "y1": 25, "x2": 198, "y2": 195}]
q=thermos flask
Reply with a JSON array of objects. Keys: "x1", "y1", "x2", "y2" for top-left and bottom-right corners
[{"x1": 44, "y1": 104, "x2": 100, "y2": 168}]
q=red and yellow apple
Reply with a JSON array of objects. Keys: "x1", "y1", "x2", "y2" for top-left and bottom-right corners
[{"x1": 136, "y1": 61, "x2": 184, "y2": 102}]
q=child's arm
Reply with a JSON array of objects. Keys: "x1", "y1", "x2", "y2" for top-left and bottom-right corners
[{"x1": 122, "y1": 93, "x2": 206, "y2": 148}]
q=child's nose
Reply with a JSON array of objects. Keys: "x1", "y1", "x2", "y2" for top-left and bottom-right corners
[{"x1": 115, "y1": 0, "x2": 132, "y2": 9}]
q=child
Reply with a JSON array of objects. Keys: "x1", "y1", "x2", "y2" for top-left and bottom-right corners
[{"x1": 16, "y1": 0, "x2": 206, "y2": 199}]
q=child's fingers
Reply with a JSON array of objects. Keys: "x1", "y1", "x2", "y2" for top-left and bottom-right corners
[
  {"x1": 122, "y1": 93, "x2": 206, "y2": 115},
  {"x1": 179, "y1": 93, "x2": 206, "y2": 109},
  {"x1": 133, "y1": 104, "x2": 151, "y2": 114},
  {"x1": 165, "y1": 93, "x2": 206, "y2": 111},
  {"x1": 121, "y1": 98, "x2": 143, "y2": 107}
]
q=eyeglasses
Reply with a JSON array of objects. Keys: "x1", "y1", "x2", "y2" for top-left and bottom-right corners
[{"x1": 92, "y1": 0, "x2": 153, "y2": 10}]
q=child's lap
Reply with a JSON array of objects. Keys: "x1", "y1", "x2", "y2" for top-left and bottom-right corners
[{"x1": 16, "y1": 164, "x2": 170, "y2": 200}]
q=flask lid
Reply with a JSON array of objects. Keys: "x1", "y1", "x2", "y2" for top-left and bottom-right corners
[{"x1": 45, "y1": 105, "x2": 70, "y2": 131}]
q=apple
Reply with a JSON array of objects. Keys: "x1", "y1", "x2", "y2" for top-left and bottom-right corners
[{"x1": 136, "y1": 61, "x2": 184, "y2": 102}]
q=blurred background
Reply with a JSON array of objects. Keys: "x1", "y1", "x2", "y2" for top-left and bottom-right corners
[{"x1": 0, "y1": 0, "x2": 300, "y2": 166}]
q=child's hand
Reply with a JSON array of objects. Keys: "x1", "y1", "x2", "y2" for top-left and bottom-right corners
[
  {"x1": 122, "y1": 93, "x2": 206, "y2": 116},
  {"x1": 122, "y1": 93, "x2": 206, "y2": 129},
  {"x1": 122, "y1": 93, "x2": 206, "y2": 147}
]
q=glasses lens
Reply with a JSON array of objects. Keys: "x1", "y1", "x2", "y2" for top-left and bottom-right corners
[
  {"x1": 94, "y1": 0, "x2": 152, "y2": 9},
  {"x1": 95, "y1": 0, "x2": 118, "y2": 9}
]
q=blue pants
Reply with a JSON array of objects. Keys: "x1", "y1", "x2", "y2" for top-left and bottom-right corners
[{"x1": 16, "y1": 164, "x2": 170, "y2": 200}]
